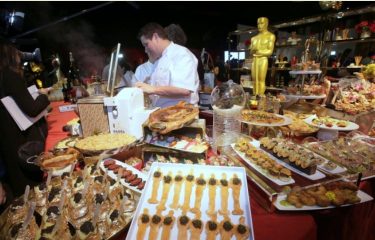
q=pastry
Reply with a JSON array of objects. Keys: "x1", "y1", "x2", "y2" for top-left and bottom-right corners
[
  {"x1": 76, "y1": 220, "x2": 100, "y2": 240},
  {"x1": 205, "y1": 213, "x2": 219, "y2": 240},
  {"x1": 148, "y1": 101, "x2": 199, "y2": 134},
  {"x1": 8, "y1": 217, "x2": 38, "y2": 240},
  {"x1": 229, "y1": 174, "x2": 244, "y2": 215},
  {"x1": 206, "y1": 174, "x2": 217, "y2": 216},
  {"x1": 160, "y1": 210, "x2": 175, "y2": 240},
  {"x1": 148, "y1": 211, "x2": 163, "y2": 240},
  {"x1": 136, "y1": 208, "x2": 150, "y2": 240},
  {"x1": 180, "y1": 170, "x2": 194, "y2": 212},
  {"x1": 177, "y1": 213, "x2": 190, "y2": 240},
  {"x1": 218, "y1": 173, "x2": 229, "y2": 216},
  {"x1": 170, "y1": 171, "x2": 184, "y2": 209},
  {"x1": 190, "y1": 173, "x2": 206, "y2": 214},
  {"x1": 157, "y1": 171, "x2": 173, "y2": 211},
  {"x1": 189, "y1": 213, "x2": 203, "y2": 240},
  {"x1": 148, "y1": 168, "x2": 163, "y2": 204},
  {"x1": 220, "y1": 216, "x2": 234, "y2": 240},
  {"x1": 234, "y1": 216, "x2": 251, "y2": 240}
]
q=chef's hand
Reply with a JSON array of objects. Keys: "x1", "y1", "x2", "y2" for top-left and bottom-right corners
[
  {"x1": 0, "y1": 182, "x2": 6, "y2": 205},
  {"x1": 135, "y1": 82, "x2": 155, "y2": 94}
]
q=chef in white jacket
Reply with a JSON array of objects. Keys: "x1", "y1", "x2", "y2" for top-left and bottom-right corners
[{"x1": 135, "y1": 22, "x2": 199, "y2": 108}]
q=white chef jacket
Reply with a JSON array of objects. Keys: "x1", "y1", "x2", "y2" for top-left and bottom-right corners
[
  {"x1": 130, "y1": 60, "x2": 157, "y2": 86},
  {"x1": 149, "y1": 42, "x2": 199, "y2": 108}
]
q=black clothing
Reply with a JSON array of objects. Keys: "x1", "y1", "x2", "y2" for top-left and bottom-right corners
[{"x1": 0, "y1": 68, "x2": 50, "y2": 197}]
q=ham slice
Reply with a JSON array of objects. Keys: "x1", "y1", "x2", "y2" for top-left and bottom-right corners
[{"x1": 148, "y1": 101, "x2": 199, "y2": 134}]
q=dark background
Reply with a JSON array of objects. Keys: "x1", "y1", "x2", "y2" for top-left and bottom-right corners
[{"x1": 1, "y1": 1, "x2": 373, "y2": 75}]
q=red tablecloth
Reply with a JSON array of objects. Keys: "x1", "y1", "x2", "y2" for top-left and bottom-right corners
[
  {"x1": 45, "y1": 101, "x2": 77, "y2": 151},
  {"x1": 45, "y1": 101, "x2": 318, "y2": 240}
]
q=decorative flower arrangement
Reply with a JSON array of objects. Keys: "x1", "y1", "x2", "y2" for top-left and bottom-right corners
[{"x1": 355, "y1": 20, "x2": 375, "y2": 34}]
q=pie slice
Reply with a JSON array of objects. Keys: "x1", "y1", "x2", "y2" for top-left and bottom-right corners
[{"x1": 148, "y1": 101, "x2": 199, "y2": 134}]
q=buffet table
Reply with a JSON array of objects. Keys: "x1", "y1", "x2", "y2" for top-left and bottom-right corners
[{"x1": 45, "y1": 101, "x2": 317, "y2": 240}]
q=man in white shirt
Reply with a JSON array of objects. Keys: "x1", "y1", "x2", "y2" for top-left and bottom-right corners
[{"x1": 135, "y1": 22, "x2": 199, "y2": 108}]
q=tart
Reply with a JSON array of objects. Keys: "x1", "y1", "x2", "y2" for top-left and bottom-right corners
[
  {"x1": 177, "y1": 213, "x2": 190, "y2": 240},
  {"x1": 136, "y1": 208, "x2": 150, "y2": 240},
  {"x1": 229, "y1": 174, "x2": 244, "y2": 215},
  {"x1": 234, "y1": 216, "x2": 251, "y2": 240},
  {"x1": 205, "y1": 214, "x2": 219, "y2": 240},
  {"x1": 220, "y1": 217, "x2": 234, "y2": 240},
  {"x1": 206, "y1": 174, "x2": 217, "y2": 216},
  {"x1": 190, "y1": 214, "x2": 203, "y2": 240},
  {"x1": 148, "y1": 168, "x2": 163, "y2": 204},
  {"x1": 218, "y1": 173, "x2": 229, "y2": 216},
  {"x1": 157, "y1": 171, "x2": 173, "y2": 211},
  {"x1": 170, "y1": 171, "x2": 184, "y2": 209},
  {"x1": 160, "y1": 210, "x2": 175, "y2": 240},
  {"x1": 191, "y1": 173, "x2": 206, "y2": 214},
  {"x1": 148, "y1": 211, "x2": 163, "y2": 240},
  {"x1": 180, "y1": 170, "x2": 194, "y2": 212}
]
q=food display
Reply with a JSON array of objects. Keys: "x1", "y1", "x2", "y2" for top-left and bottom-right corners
[
  {"x1": 147, "y1": 101, "x2": 199, "y2": 134},
  {"x1": 241, "y1": 110, "x2": 292, "y2": 126},
  {"x1": 101, "y1": 158, "x2": 147, "y2": 193},
  {"x1": 144, "y1": 132, "x2": 209, "y2": 153},
  {"x1": 333, "y1": 79, "x2": 375, "y2": 115},
  {"x1": 232, "y1": 138, "x2": 295, "y2": 186},
  {"x1": 280, "y1": 112, "x2": 318, "y2": 136},
  {"x1": 259, "y1": 137, "x2": 325, "y2": 180},
  {"x1": 35, "y1": 147, "x2": 80, "y2": 172},
  {"x1": 304, "y1": 137, "x2": 375, "y2": 179},
  {"x1": 1, "y1": 162, "x2": 139, "y2": 239},
  {"x1": 274, "y1": 181, "x2": 373, "y2": 210},
  {"x1": 304, "y1": 115, "x2": 359, "y2": 131},
  {"x1": 286, "y1": 84, "x2": 325, "y2": 97},
  {"x1": 54, "y1": 136, "x2": 79, "y2": 150},
  {"x1": 75, "y1": 133, "x2": 137, "y2": 155},
  {"x1": 126, "y1": 162, "x2": 254, "y2": 240}
]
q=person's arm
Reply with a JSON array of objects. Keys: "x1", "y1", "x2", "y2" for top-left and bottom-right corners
[
  {"x1": 135, "y1": 82, "x2": 190, "y2": 97},
  {"x1": 5, "y1": 69, "x2": 50, "y2": 117}
]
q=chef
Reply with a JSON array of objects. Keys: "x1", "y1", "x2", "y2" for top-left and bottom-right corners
[{"x1": 135, "y1": 22, "x2": 199, "y2": 108}]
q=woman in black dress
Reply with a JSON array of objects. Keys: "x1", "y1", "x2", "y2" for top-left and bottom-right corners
[{"x1": 0, "y1": 40, "x2": 50, "y2": 197}]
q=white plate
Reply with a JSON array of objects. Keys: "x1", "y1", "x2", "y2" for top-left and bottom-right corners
[
  {"x1": 99, "y1": 158, "x2": 147, "y2": 194},
  {"x1": 250, "y1": 140, "x2": 326, "y2": 181},
  {"x1": 240, "y1": 114, "x2": 292, "y2": 127},
  {"x1": 300, "y1": 147, "x2": 347, "y2": 174},
  {"x1": 274, "y1": 190, "x2": 373, "y2": 211},
  {"x1": 126, "y1": 162, "x2": 255, "y2": 240},
  {"x1": 285, "y1": 94, "x2": 326, "y2": 100},
  {"x1": 231, "y1": 143, "x2": 295, "y2": 186},
  {"x1": 304, "y1": 115, "x2": 359, "y2": 131}
]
